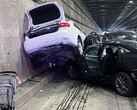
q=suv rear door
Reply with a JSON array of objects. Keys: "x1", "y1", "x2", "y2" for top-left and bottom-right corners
[{"x1": 27, "y1": 2, "x2": 65, "y2": 29}]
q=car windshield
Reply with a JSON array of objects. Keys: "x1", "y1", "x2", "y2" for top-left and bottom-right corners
[
  {"x1": 29, "y1": 4, "x2": 60, "y2": 25},
  {"x1": 105, "y1": 32, "x2": 137, "y2": 40}
]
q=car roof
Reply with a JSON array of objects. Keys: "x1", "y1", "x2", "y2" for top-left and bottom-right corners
[
  {"x1": 105, "y1": 31, "x2": 136, "y2": 35},
  {"x1": 87, "y1": 40, "x2": 137, "y2": 51},
  {"x1": 104, "y1": 40, "x2": 137, "y2": 45}
]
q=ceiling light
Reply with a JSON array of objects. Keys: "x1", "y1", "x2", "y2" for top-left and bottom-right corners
[
  {"x1": 100, "y1": 5, "x2": 105, "y2": 8},
  {"x1": 129, "y1": 0, "x2": 133, "y2": 3},
  {"x1": 100, "y1": 10, "x2": 106, "y2": 12}
]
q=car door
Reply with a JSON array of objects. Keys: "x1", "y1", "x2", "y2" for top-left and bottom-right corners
[
  {"x1": 117, "y1": 47, "x2": 130, "y2": 71},
  {"x1": 100, "y1": 44, "x2": 118, "y2": 75},
  {"x1": 84, "y1": 45, "x2": 101, "y2": 77}
]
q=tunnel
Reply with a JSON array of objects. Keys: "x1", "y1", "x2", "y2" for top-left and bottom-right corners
[{"x1": 1, "y1": 0, "x2": 137, "y2": 109}]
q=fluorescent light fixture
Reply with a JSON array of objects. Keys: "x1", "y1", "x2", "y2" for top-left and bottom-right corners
[{"x1": 129, "y1": 0, "x2": 133, "y2": 3}]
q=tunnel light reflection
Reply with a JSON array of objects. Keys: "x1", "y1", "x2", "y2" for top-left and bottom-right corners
[{"x1": 133, "y1": 35, "x2": 137, "y2": 38}]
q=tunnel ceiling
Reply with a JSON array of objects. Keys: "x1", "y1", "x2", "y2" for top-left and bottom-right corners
[{"x1": 83, "y1": 0, "x2": 137, "y2": 31}]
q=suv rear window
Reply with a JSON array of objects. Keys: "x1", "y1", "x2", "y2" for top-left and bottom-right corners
[{"x1": 29, "y1": 4, "x2": 60, "y2": 25}]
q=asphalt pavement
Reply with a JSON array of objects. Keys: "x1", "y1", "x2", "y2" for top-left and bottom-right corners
[{"x1": 18, "y1": 71, "x2": 137, "y2": 110}]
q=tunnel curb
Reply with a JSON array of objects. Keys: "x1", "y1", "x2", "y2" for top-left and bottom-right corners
[{"x1": 15, "y1": 72, "x2": 55, "y2": 109}]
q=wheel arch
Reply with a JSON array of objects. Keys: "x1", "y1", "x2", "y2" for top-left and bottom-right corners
[
  {"x1": 116, "y1": 69, "x2": 131, "y2": 76},
  {"x1": 77, "y1": 35, "x2": 84, "y2": 47},
  {"x1": 112, "y1": 69, "x2": 130, "y2": 82}
]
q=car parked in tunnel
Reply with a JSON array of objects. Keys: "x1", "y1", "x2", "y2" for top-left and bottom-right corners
[
  {"x1": 103, "y1": 31, "x2": 137, "y2": 41},
  {"x1": 24, "y1": 2, "x2": 86, "y2": 67},
  {"x1": 78, "y1": 40, "x2": 137, "y2": 96}
]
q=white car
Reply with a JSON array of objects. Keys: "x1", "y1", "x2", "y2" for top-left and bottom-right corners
[{"x1": 24, "y1": 2, "x2": 86, "y2": 67}]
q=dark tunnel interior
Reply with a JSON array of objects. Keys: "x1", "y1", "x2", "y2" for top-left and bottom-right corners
[{"x1": 83, "y1": 0, "x2": 137, "y2": 31}]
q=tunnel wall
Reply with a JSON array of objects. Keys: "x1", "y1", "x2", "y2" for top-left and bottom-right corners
[{"x1": 0, "y1": 0, "x2": 101, "y2": 83}]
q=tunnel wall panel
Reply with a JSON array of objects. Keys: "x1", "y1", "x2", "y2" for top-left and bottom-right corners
[{"x1": 0, "y1": 0, "x2": 101, "y2": 83}]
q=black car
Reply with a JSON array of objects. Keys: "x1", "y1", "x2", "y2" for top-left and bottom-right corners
[
  {"x1": 79, "y1": 40, "x2": 137, "y2": 96},
  {"x1": 84, "y1": 32, "x2": 102, "y2": 49},
  {"x1": 104, "y1": 31, "x2": 137, "y2": 41}
]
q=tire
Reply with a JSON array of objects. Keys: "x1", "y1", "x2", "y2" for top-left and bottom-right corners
[
  {"x1": 73, "y1": 39, "x2": 83, "y2": 59},
  {"x1": 115, "y1": 72, "x2": 135, "y2": 97},
  {"x1": 30, "y1": 54, "x2": 44, "y2": 67},
  {"x1": 66, "y1": 63, "x2": 77, "y2": 80},
  {"x1": 79, "y1": 57, "x2": 91, "y2": 81}
]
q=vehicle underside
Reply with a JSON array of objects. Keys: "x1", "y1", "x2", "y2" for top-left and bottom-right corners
[{"x1": 30, "y1": 44, "x2": 76, "y2": 67}]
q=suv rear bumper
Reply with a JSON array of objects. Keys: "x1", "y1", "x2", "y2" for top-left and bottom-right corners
[{"x1": 24, "y1": 30, "x2": 77, "y2": 55}]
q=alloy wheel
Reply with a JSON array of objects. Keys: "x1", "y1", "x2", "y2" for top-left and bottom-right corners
[{"x1": 115, "y1": 75, "x2": 129, "y2": 94}]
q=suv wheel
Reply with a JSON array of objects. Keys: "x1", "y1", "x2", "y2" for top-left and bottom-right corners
[
  {"x1": 115, "y1": 72, "x2": 135, "y2": 97},
  {"x1": 73, "y1": 39, "x2": 83, "y2": 59}
]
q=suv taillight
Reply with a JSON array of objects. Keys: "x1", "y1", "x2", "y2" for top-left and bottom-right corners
[{"x1": 59, "y1": 22, "x2": 70, "y2": 28}]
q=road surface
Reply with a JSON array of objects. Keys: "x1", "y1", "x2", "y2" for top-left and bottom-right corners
[{"x1": 18, "y1": 72, "x2": 137, "y2": 110}]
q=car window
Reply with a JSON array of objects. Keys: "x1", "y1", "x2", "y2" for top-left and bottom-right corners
[
  {"x1": 96, "y1": 35, "x2": 100, "y2": 42},
  {"x1": 116, "y1": 35, "x2": 128, "y2": 40},
  {"x1": 119, "y1": 47, "x2": 130, "y2": 54},
  {"x1": 101, "y1": 45, "x2": 118, "y2": 59},
  {"x1": 111, "y1": 46, "x2": 118, "y2": 53},
  {"x1": 102, "y1": 45, "x2": 109, "y2": 57},
  {"x1": 86, "y1": 45, "x2": 100, "y2": 56}
]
